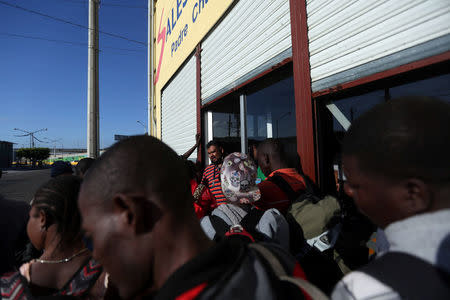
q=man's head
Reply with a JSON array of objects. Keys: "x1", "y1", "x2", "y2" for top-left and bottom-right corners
[
  {"x1": 342, "y1": 97, "x2": 450, "y2": 228},
  {"x1": 206, "y1": 140, "x2": 224, "y2": 165},
  {"x1": 50, "y1": 161, "x2": 73, "y2": 178},
  {"x1": 78, "y1": 136, "x2": 197, "y2": 298},
  {"x1": 257, "y1": 139, "x2": 289, "y2": 177},
  {"x1": 75, "y1": 157, "x2": 95, "y2": 178}
]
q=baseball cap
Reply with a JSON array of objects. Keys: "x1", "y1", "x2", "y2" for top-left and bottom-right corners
[{"x1": 220, "y1": 152, "x2": 261, "y2": 204}]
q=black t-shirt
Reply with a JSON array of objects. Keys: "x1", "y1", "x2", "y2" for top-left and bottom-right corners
[{"x1": 0, "y1": 195, "x2": 30, "y2": 274}]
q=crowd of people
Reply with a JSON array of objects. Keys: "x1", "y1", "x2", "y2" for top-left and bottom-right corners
[{"x1": 0, "y1": 96, "x2": 449, "y2": 299}]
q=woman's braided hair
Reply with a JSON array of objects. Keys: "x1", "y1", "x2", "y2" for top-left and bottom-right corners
[{"x1": 32, "y1": 175, "x2": 83, "y2": 248}]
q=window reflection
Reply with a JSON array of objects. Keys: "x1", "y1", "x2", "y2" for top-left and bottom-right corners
[
  {"x1": 246, "y1": 76, "x2": 296, "y2": 141},
  {"x1": 332, "y1": 90, "x2": 385, "y2": 133},
  {"x1": 390, "y1": 73, "x2": 450, "y2": 103},
  {"x1": 320, "y1": 71, "x2": 450, "y2": 194},
  {"x1": 207, "y1": 94, "x2": 241, "y2": 154}
]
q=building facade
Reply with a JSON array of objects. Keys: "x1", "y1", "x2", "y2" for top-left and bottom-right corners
[
  {"x1": 152, "y1": 0, "x2": 450, "y2": 193},
  {"x1": 0, "y1": 141, "x2": 14, "y2": 169}
]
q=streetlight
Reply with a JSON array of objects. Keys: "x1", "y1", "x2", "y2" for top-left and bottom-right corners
[
  {"x1": 137, "y1": 121, "x2": 147, "y2": 135},
  {"x1": 44, "y1": 138, "x2": 63, "y2": 158},
  {"x1": 13, "y1": 128, "x2": 47, "y2": 148}
]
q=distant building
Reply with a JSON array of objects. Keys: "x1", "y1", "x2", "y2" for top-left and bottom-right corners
[{"x1": 0, "y1": 141, "x2": 14, "y2": 168}]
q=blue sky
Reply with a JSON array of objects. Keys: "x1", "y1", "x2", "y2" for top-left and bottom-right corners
[{"x1": 0, "y1": 0, "x2": 148, "y2": 149}]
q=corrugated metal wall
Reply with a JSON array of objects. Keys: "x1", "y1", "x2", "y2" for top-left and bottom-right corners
[
  {"x1": 161, "y1": 54, "x2": 197, "y2": 159},
  {"x1": 201, "y1": 0, "x2": 292, "y2": 104},
  {"x1": 307, "y1": 0, "x2": 450, "y2": 92}
]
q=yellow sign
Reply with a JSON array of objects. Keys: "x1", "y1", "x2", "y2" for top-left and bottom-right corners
[{"x1": 154, "y1": 0, "x2": 235, "y2": 89}]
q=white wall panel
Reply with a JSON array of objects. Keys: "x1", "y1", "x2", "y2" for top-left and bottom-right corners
[
  {"x1": 161, "y1": 54, "x2": 197, "y2": 159},
  {"x1": 307, "y1": 0, "x2": 450, "y2": 91},
  {"x1": 201, "y1": 0, "x2": 292, "y2": 104}
]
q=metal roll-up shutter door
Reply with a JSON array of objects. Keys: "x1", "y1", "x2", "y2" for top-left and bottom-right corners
[
  {"x1": 307, "y1": 0, "x2": 450, "y2": 92},
  {"x1": 201, "y1": 0, "x2": 292, "y2": 104},
  {"x1": 161, "y1": 54, "x2": 197, "y2": 159}
]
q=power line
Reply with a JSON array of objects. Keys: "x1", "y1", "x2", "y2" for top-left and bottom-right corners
[
  {"x1": 0, "y1": 32, "x2": 146, "y2": 52},
  {"x1": 60, "y1": 0, "x2": 147, "y2": 9},
  {"x1": 1, "y1": 32, "x2": 85, "y2": 46},
  {"x1": 0, "y1": 0, "x2": 146, "y2": 45}
]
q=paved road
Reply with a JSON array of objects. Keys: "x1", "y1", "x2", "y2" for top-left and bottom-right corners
[{"x1": 0, "y1": 169, "x2": 51, "y2": 203}]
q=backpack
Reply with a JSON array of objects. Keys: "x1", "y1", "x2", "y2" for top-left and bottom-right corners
[
  {"x1": 359, "y1": 252, "x2": 450, "y2": 300},
  {"x1": 268, "y1": 173, "x2": 375, "y2": 274},
  {"x1": 248, "y1": 243, "x2": 329, "y2": 300},
  {"x1": 203, "y1": 206, "x2": 343, "y2": 295},
  {"x1": 267, "y1": 174, "x2": 341, "y2": 251}
]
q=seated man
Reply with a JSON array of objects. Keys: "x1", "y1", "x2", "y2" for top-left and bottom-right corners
[
  {"x1": 256, "y1": 139, "x2": 306, "y2": 214},
  {"x1": 78, "y1": 136, "x2": 315, "y2": 299},
  {"x1": 332, "y1": 97, "x2": 450, "y2": 299},
  {"x1": 201, "y1": 140, "x2": 227, "y2": 205}
]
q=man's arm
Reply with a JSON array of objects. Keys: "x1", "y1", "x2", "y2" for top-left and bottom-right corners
[{"x1": 181, "y1": 134, "x2": 201, "y2": 160}]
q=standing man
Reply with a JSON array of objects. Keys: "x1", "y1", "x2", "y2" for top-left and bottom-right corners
[
  {"x1": 201, "y1": 140, "x2": 227, "y2": 205},
  {"x1": 332, "y1": 97, "x2": 450, "y2": 299}
]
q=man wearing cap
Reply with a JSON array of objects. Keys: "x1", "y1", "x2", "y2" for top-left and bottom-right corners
[{"x1": 200, "y1": 152, "x2": 290, "y2": 250}]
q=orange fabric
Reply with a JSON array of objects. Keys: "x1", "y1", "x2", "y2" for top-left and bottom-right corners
[
  {"x1": 175, "y1": 282, "x2": 208, "y2": 300},
  {"x1": 255, "y1": 168, "x2": 306, "y2": 215}
]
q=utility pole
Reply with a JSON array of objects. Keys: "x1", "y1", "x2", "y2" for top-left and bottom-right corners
[
  {"x1": 87, "y1": 0, "x2": 99, "y2": 158},
  {"x1": 137, "y1": 120, "x2": 147, "y2": 135},
  {"x1": 14, "y1": 128, "x2": 47, "y2": 148},
  {"x1": 44, "y1": 138, "x2": 62, "y2": 158},
  {"x1": 148, "y1": 0, "x2": 154, "y2": 136}
]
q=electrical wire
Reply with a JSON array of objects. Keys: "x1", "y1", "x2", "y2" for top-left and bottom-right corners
[
  {"x1": 0, "y1": 0, "x2": 147, "y2": 45},
  {"x1": 0, "y1": 32, "x2": 146, "y2": 53},
  {"x1": 60, "y1": 0, "x2": 147, "y2": 9}
]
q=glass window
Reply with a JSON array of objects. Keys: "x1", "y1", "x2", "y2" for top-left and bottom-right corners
[
  {"x1": 390, "y1": 73, "x2": 450, "y2": 103},
  {"x1": 246, "y1": 76, "x2": 296, "y2": 141},
  {"x1": 206, "y1": 94, "x2": 241, "y2": 154},
  {"x1": 244, "y1": 71, "x2": 298, "y2": 170},
  {"x1": 317, "y1": 70, "x2": 449, "y2": 194},
  {"x1": 332, "y1": 90, "x2": 385, "y2": 133}
]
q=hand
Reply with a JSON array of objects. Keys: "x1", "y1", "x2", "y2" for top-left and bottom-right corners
[{"x1": 195, "y1": 133, "x2": 201, "y2": 144}]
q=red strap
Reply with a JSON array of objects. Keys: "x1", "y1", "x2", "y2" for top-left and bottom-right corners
[
  {"x1": 292, "y1": 262, "x2": 307, "y2": 280},
  {"x1": 175, "y1": 282, "x2": 208, "y2": 300},
  {"x1": 292, "y1": 262, "x2": 312, "y2": 300}
]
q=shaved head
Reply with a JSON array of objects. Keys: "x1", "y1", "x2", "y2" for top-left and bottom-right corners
[
  {"x1": 343, "y1": 96, "x2": 450, "y2": 184},
  {"x1": 258, "y1": 139, "x2": 287, "y2": 161},
  {"x1": 257, "y1": 138, "x2": 290, "y2": 176},
  {"x1": 81, "y1": 135, "x2": 193, "y2": 218}
]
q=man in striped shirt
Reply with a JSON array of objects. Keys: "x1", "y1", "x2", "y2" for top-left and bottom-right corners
[{"x1": 201, "y1": 140, "x2": 227, "y2": 205}]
